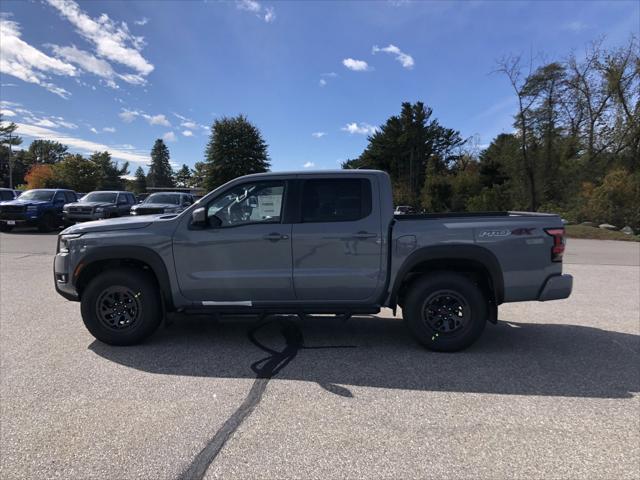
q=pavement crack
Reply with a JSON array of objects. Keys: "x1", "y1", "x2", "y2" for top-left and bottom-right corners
[{"x1": 178, "y1": 315, "x2": 356, "y2": 480}]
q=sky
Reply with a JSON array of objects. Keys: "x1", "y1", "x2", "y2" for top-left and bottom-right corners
[{"x1": 0, "y1": 0, "x2": 638, "y2": 173}]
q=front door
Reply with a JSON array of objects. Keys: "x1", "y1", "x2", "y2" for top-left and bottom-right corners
[
  {"x1": 292, "y1": 177, "x2": 383, "y2": 302},
  {"x1": 173, "y1": 180, "x2": 294, "y2": 303}
]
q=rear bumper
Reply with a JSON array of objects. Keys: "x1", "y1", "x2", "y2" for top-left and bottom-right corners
[{"x1": 538, "y1": 274, "x2": 573, "y2": 301}]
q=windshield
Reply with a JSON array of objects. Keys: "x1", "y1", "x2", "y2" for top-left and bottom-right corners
[
  {"x1": 19, "y1": 190, "x2": 54, "y2": 201},
  {"x1": 145, "y1": 193, "x2": 181, "y2": 205},
  {"x1": 81, "y1": 192, "x2": 117, "y2": 203}
]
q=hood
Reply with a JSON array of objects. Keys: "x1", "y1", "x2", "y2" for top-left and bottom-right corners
[
  {"x1": 132, "y1": 202, "x2": 179, "y2": 209},
  {"x1": 61, "y1": 215, "x2": 154, "y2": 234},
  {"x1": 0, "y1": 199, "x2": 50, "y2": 207},
  {"x1": 66, "y1": 201, "x2": 115, "y2": 208}
]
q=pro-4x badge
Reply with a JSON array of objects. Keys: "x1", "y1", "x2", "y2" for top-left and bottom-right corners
[{"x1": 479, "y1": 229, "x2": 510, "y2": 238}]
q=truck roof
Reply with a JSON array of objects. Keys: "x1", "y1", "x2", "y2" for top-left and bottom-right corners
[{"x1": 239, "y1": 169, "x2": 385, "y2": 179}]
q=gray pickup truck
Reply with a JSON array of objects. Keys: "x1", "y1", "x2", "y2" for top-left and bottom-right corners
[{"x1": 54, "y1": 170, "x2": 572, "y2": 351}]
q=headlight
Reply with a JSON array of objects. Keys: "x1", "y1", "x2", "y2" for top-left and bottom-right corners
[
  {"x1": 131, "y1": 209, "x2": 138, "y2": 215},
  {"x1": 58, "y1": 233, "x2": 82, "y2": 253},
  {"x1": 27, "y1": 205, "x2": 37, "y2": 212},
  {"x1": 95, "y1": 207, "x2": 104, "y2": 213},
  {"x1": 164, "y1": 207, "x2": 178, "y2": 213}
]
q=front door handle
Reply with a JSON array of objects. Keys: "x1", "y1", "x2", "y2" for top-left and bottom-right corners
[
  {"x1": 352, "y1": 231, "x2": 378, "y2": 239},
  {"x1": 263, "y1": 232, "x2": 289, "y2": 242}
]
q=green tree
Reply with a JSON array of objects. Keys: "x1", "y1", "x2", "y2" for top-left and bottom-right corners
[
  {"x1": 28, "y1": 140, "x2": 68, "y2": 164},
  {"x1": 133, "y1": 166, "x2": 147, "y2": 193},
  {"x1": 342, "y1": 102, "x2": 465, "y2": 207},
  {"x1": 204, "y1": 115, "x2": 270, "y2": 191},
  {"x1": 0, "y1": 116, "x2": 24, "y2": 188},
  {"x1": 190, "y1": 161, "x2": 208, "y2": 188},
  {"x1": 90, "y1": 151, "x2": 129, "y2": 190},
  {"x1": 174, "y1": 164, "x2": 192, "y2": 187},
  {"x1": 147, "y1": 139, "x2": 174, "y2": 187},
  {"x1": 52, "y1": 154, "x2": 100, "y2": 192}
]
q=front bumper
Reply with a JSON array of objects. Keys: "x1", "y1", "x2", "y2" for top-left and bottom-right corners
[
  {"x1": 64, "y1": 212, "x2": 105, "y2": 222},
  {"x1": 0, "y1": 217, "x2": 37, "y2": 227},
  {"x1": 538, "y1": 274, "x2": 573, "y2": 301},
  {"x1": 53, "y1": 252, "x2": 79, "y2": 301}
]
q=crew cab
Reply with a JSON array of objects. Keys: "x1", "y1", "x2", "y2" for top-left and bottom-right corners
[
  {"x1": 63, "y1": 191, "x2": 137, "y2": 224},
  {"x1": 54, "y1": 170, "x2": 572, "y2": 351},
  {"x1": 130, "y1": 192, "x2": 194, "y2": 216},
  {"x1": 1, "y1": 189, "x2": 78, "y2": 232}
]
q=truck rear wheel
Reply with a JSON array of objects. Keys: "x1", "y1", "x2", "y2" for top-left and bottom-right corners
[
  {"x1": 404, "y1": 272, "x2": 487, "y2": 352},
  {"x1": 80, "y1": 268, "x2": 162, "y2": 345}
]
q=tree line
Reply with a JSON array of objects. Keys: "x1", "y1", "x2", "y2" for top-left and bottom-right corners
[
  {"x1": 1, "y1": 37, "x2": 637, "y2": 228},
  {"x1": 344, "y1": 37, "x2": 639, "y2": 229},
  {"x1": 0, "y1": 114, "x2": 270, "y2": 194}
]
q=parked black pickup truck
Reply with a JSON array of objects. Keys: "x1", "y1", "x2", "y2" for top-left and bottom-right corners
[{"x1": 54, "y1": 170, "x2": 572, "y2": 350}]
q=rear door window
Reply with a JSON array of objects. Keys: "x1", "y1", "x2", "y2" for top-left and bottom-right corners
[{"x1": 300, "y1": 179, "x2": 371, "y2": 223}]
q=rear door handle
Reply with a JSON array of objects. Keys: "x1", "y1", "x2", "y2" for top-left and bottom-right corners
[
  {"x1": 352, "y1": 231, "x2": 378, "y2": 239},
  {"x1": 263, "y1": 232, "x2": 289, "y2": 241}
]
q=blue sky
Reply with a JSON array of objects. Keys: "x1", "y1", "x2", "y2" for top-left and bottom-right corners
[{"x1": 1, "y1": 0, "x2": 638, "y2": 174}]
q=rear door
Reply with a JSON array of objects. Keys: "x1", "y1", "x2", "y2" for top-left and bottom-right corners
[{"x1": 291, "y1": 176, "x2": 383, "y2": 302}]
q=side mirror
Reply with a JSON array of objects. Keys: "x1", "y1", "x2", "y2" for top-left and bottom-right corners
[{"x1": 191, "y1": 207, "x2": 207, "y2": 226}]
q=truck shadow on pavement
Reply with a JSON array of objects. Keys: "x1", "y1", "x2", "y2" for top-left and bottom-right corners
[{"x1": 89, "y1": 315, "x2": 639, "y2": 400}]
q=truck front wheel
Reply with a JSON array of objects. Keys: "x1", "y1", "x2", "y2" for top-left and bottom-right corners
[
  {"x1": 80, "y1": 268, "x2": 162, "y2": 345},
  {"x1": 404, "y1": 272, "x2": 488, "y2": 352}
]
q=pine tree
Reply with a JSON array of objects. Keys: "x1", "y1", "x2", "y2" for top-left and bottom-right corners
[
  {"x1": 147, "y1": 139, "x2": 174, "y2": 187},
  {"x1": 134, "y1": 166, "x2": 147, "y2": 193},
  {"x1": 174, "y1": 164, "x2": 192, "y2": 187},
  {"x1": 90, "y1": 151, "x2": 129, "y2": 190},
  {"x1": 204, "y1": 115, "x2": 270, "y2": 191}
]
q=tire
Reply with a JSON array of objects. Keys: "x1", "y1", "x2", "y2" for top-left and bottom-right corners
[
  {"x1": 80, "y1": 268, "x2": 162, "y2": 345},
  {"x1": 404, "y1": 272, "x2": 488, "y2": 352},
  {"x1": 37, "y1": 213, "x2": 56, "y2": 233},
  {"x1": 0, "y1": 223, "x2": 13, "y2": 232}
]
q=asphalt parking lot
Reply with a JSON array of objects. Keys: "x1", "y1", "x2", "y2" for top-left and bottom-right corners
[{"x1": 1, "y1": 231, "x2": 639, "y2": 479}]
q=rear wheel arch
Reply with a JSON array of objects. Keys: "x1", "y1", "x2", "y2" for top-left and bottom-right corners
[
  {"x1": 390, "y1": 245, "x2": 504, "y2": 308},
  {"x1": 74, "y1": 246, "x2": 175, "y2": 311}
]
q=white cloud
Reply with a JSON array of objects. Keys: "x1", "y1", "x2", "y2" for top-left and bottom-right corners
[
  {"x1": 1, "y1": 109, "x2": 16, "y2": 117},
  {"x1": 118, "y1": 109, "x2": 140, "y2": 123},
  {"x1": 312, "y1": 132, "x2": 326, "y2": 138},
  {"x1": 50, "y1": 44, "x2": 119, "y2": 87},
  {"x1": 342, "y1": 122, "x2": 379, "y2": 135},
  {"x1": 46, "y1": 0, "x2": 154, "y2": 76},
  {"x1": 33, "y1": 118, "x2": 58, "y2": 128},
  {"x1": 103, "y1": 126, "x2": 116, "y2": 133},
  {"x1": 182, "y1": 130, "x2": 193, "y2": 137},
  {"x1": 303, "y1": 161, "x2": 315, "y2": 168},
  {"x1": 144, "y1": 114, "x2": 170, "y2": 127},
  {"x1": 319, "y1": 78, "x2": 327, "y2": 87},
  {"x1": 342, "y1": 58, "x2": 370, "y2": 72},
  {"x1": 264, "y1": 7, "x2": 276, "y2": 23},
  {"x1": 372, "y1": 44, "x2": 414, "y2": 69},
  {"x1": 90, "y1": 127, "x2": 98, "y2": 133},
  {"x1": 236, "y1": 0, "x2": 276, "y2": 23},
  {"x1": 15, "y1": 122, "x2": 150, "y2": 164},
  {"x1": 564, "y1": 20, "x2": 588, "y2": 32},
  {"x1": 134, "y1": 17, "x2": 149, "y2": 26},
  {"x1": 173, "y1": 113, "x2": 209, "y2": 133},
  {"x1": 0, "y1": 16, "x2": 75, "y2": 98},
  {"x1": 163, "y1": 131, "x2": 176, "y2": 142}
]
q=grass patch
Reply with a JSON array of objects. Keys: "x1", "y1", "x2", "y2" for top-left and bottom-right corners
[{"x1": 565, "y1": 224, "x2": 640, "y2": 242}]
